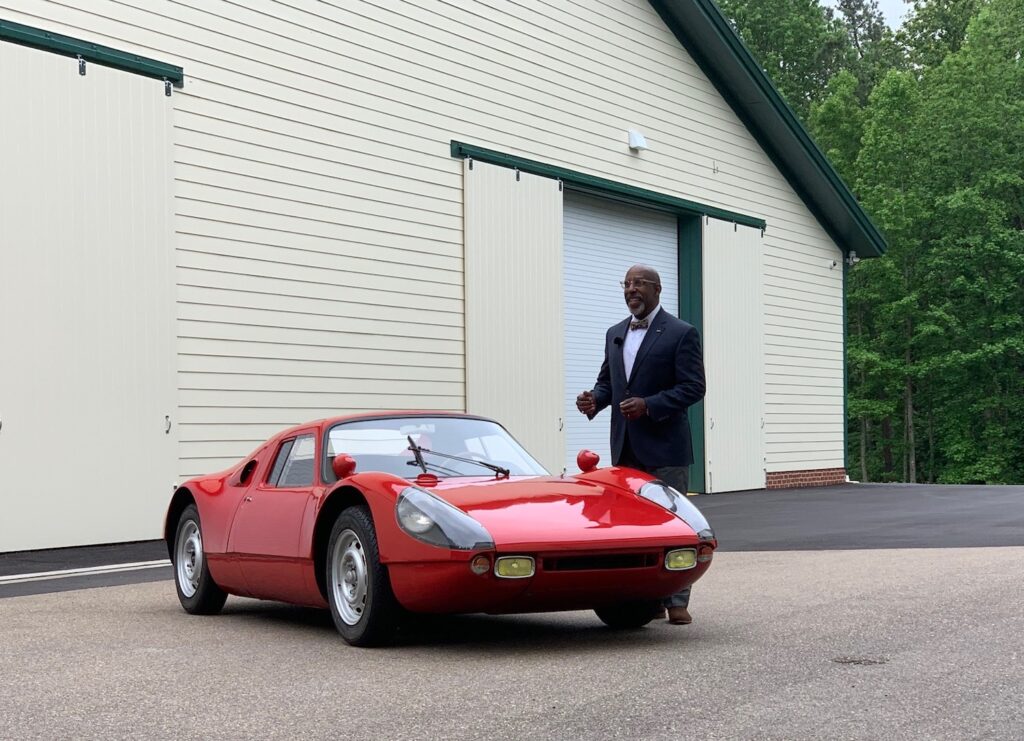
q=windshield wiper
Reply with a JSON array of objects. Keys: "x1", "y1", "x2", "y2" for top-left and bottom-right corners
[
  {"x1": 415, "y1": 460, "x2": 463, "y2": 477},
  {"x1": 406, "y1": 445, "x2": 510, "y2": 478},
  {"x1": 407, "y1": 435, "x2": 427, "y2": 474}
]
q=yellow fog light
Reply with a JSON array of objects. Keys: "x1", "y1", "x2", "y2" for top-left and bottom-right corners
[
  {"x1": 494, "y1": 556, "x2": 535, "y2": 579},
  {"x1": 665, "y1": 549, "x2": 697, "y2": 571}
]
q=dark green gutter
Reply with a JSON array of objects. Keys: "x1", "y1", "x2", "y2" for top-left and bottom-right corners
[
  {"x1": 0, "y1": 18, "x2": 183, "y2": 86},
  {"x1": 648, "y1": 0, "x2": 886, "y2": 259},
  {"x1": 451, "y1": 141, "x2": 766, "y2": 230}
]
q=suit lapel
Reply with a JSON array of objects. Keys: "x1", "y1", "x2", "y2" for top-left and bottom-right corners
[
  {"x1": 612, "y1": 318, "x2": 630, "y2": 378},
  {"x1": 628, "y1": 310, "x2": 667, "y2": 383}
]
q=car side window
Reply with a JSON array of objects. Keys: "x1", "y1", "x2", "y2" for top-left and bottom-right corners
[
  {"x1": 272, "y1": 434, "x2": 316, "y2": 488},
  {"x1": 267, "y1": 439, "x2": 295, "y2": 486}
]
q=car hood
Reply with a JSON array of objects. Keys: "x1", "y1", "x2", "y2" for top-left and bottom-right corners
[{"x1": 429, "y1": 475, "x2": 698, "y2": 551}]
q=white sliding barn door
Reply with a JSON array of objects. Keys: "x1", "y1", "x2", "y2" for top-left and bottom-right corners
[
  {"x1": 463, "y1": 160, "x2": 564, "y2": 472},
  {"x1": 0, "y1": 43, "x2": 177, "y2": 551},
  {"x1": 703, "y1": 218, "x2": 765, "y2": 492}
]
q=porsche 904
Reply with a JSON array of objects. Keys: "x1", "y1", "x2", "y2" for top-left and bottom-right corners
[{"x1": 165, "y1": 412, "x2": 716, "y2": 646}]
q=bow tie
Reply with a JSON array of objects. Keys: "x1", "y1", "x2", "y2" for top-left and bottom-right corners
[{"x1": 629, "y1": 318, "x2": 649, "y2": 330}]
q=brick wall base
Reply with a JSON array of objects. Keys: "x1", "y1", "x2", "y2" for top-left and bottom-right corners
[{"x1": 765, "y1": 467, "x2": 847, "y2": 489}]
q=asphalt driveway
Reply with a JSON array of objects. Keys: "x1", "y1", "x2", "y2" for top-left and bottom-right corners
[{"x1": 2, "y1": 483, "x2": 1023, "y2": 740}]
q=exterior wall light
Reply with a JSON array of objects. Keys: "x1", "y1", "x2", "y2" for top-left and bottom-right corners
[{"x1": 627, "y1": 129, "x2": 649, "y2": 151}]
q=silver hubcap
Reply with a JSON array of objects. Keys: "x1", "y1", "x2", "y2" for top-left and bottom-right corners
[
  {"x1": 176, "y1": 519, "x2": 202, "y2": 598},
  {"x1": 330, "y1": 529, "x2": 368, "y2": 626}
]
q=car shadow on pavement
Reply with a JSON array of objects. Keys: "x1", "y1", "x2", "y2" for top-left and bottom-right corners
[{"x1": 216, "y1": 599, "x2": 697, "y2": 653}]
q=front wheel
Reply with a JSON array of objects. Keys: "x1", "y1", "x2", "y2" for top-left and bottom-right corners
[
  {"x1": 173, "y1": 504, "x2": 227, "y2": 615},
  {"x1": 326, "y1": 506, "x2": 400, "y2": 647},
  {"x1": 594, "y1": 600, "x2": 661, "y2": 629}
]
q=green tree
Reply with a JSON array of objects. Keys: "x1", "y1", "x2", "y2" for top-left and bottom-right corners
[
  {"x1": 716, "y1": 0, "x2": 850, "y2": 118},
  {"x1": 899, "y1": 0, "x2": 983, "y2": 69},
  {"x1": 851, "y1": 70, "x2": 931, "y2": 481},
  {"x1": 833, "y1": 0, "x2": 908, "y2": 100},
  {"x1": 850, "y1": 0, "x2": 1024, "y2": 483},
  {"x1": 909, "y1": 0, "x2": 1024, "y2": 482},
  {"x1": 808, "y1": 70, "x2": 864, "y2": 181}
]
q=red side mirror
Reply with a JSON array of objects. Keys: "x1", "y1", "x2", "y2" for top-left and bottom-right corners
[
  {"x1": 577, "y1": 449, "x2": 600, "y2": 473},
  {"x1": 332, "y1": 454, "x2": 357, "y2": 480}
]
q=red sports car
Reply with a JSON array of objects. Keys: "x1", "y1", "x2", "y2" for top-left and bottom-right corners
[{"x1": 165, "y1": 412, "x2": 716, "y2": 646}]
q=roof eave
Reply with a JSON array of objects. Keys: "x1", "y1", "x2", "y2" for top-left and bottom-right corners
[{"x1": 648, "y1": 0, "x2": 886, "y2": 258}]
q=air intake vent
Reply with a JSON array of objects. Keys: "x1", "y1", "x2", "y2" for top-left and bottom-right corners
[{"x1": 542, "y1": 553, "x2": 659, "y2": 571}]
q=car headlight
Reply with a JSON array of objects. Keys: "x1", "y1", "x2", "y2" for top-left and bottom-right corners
[
  {"x1": 396, "y1": 486, "x2": 495, "y2": 550},
  {"x1": 638, "y1": 481, "x2": 715, "y2": 541}
]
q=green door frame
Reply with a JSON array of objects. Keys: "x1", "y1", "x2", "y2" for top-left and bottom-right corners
[{"x1": 678, "y1": 216, "x2": 706, "y2": 492}]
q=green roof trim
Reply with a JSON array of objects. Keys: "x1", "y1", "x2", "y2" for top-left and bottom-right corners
[
  {"x1": 0, "y1": 18, "x2": 183, "y2": 86},
  {"x1": 648, "y1": 0, "x2": 886, "y2": 258},
  {"x1": 451, "y1": 140, "x2": 767, "y2": 230}
]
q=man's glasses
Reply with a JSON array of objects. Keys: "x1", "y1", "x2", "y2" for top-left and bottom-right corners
[{"x1": 620, "y1": 278, "x2": 658, "y2": 289}]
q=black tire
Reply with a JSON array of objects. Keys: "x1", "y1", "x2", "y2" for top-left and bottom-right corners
[
  {"x1": 594, "y1": 600, "x2": 661, "y2": 629},
  {"x1": 325, "y1": 506, "x2": 400, "y2": 647},
  {"x1": 172, "y1": 504, "x2": 227, "y2": 615}
]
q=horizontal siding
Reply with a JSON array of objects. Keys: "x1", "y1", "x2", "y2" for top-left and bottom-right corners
[
  {"x1": 177, "y1": 338, "x2": 462, "y2": 369},
  {"x1": 177, "y1": 355, "x2": 463, "y2": 382},
  {"x1": 3, "y1": 0, "x2": 848, "y2": 478},
  {"x1": 762, "y1": 227, "x2": 845, "y2": 473}
]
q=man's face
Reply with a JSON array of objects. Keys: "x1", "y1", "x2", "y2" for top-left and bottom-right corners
[{"x1": 622, "y1": 268, "x2": 660, "y2": 318}]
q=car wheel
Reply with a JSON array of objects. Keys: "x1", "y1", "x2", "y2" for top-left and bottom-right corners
[
  {"x1": 594, "y1": 600, "x2": 661, "y2": 629},
  {"x1": 326, "y1": 506, "x2": 400, "y2": 647},
  {"x1": 173, "y1": 504, "x2": 227, "y2": 615}
]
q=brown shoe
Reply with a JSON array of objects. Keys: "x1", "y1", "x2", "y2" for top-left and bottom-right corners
[{"x1": 667, "y1": 607, "x2": 692, "y2": 625}]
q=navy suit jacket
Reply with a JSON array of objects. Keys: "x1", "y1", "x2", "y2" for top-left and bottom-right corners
[{"x1": 590, "y1": 308, "x2": 706, "y2": 468}]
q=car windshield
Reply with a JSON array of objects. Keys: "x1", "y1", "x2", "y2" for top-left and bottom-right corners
[{"x1": 325, "y1": 416, "x2": 549, "y2": 481}]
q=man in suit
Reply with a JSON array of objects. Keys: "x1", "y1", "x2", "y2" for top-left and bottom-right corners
[{"x1": 575, "y1": 264, "x2": 706, "y2": 625}]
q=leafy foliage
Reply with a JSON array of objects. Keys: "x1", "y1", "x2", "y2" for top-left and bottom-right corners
[
  {"x1": 716, "y1": 0, "x2": 850, "y2": 118},
  {"x1": 723, "y1": 0, "x2": 1024, "y2": 483}
]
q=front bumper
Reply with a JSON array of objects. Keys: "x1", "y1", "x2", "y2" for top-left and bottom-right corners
[{"x1": 388, "y1": 547, "x2": 713, "y2": 614}]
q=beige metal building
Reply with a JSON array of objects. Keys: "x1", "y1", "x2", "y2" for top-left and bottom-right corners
[{"x1": 0, "y1": 0, "x2": 885, "y2": 552}]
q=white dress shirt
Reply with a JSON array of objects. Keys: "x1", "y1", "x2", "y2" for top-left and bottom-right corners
[{"x1": 623, "y1": 304, "x2": 661, "y2": 380}]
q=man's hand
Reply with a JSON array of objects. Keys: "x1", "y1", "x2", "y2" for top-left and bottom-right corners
[
  {"x1": 576, "y1": 390, "x2": 596, "y2": 415},
  {"x1": 619, "y1": 397, "x2": 647, "y2": 420}
]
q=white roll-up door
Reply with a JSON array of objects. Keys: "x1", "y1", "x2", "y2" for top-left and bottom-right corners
[
  {"x1": 0, "y1": 42, "x2": 177, "y2": 551},
  {"x1": 703, "y1": 218, "x2": 765, "y2": 492},
  {"x1": 563, "y1": 191, "x2": 678, "y2": 474}
]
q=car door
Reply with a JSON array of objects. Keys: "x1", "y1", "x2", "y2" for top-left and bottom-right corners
[{"x1": 228, "y1": 430, "x2": 319, "y2": 601}]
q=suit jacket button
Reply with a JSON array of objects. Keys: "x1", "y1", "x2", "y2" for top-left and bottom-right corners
[{"x1": 625, "y1": 388, "x2": 630, "y2": 395}]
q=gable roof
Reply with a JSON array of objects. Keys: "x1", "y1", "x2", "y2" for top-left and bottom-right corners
[{"x1": 649, "y1": 0, "x2": 886, "y2": 258}]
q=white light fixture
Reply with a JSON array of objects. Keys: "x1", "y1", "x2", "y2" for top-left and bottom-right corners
[{"x1": 627, "y1": 129, "x2": 649, "y2": 151}]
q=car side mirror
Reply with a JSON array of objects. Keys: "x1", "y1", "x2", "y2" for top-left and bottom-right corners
[
  {"x1": 577, "y1": 449, "x2": 600, "y2": 473},
  {"x1": 332, "y1": 454, "x2": 357, "y2": 480}
]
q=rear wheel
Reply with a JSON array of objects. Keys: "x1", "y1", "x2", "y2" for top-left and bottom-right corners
[
  {"x1": 326, "y1": 506, "x2": 400, "y2": 647},
  {"x1": 173, "y1": 504, "x2": 227, "y2": 615},
  {"x1": 594, "y1": 600, "x2": 661, "y2": 629}
]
